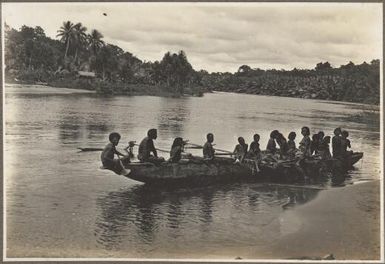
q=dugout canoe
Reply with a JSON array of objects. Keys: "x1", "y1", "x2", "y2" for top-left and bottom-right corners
[{"x1": 121, "y1": 152, "x2": 364, "y2": 185}]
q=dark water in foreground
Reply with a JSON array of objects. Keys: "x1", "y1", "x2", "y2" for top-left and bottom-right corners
[{"x1": 4, "y1": 84, "x2": 380, "y2": 258}]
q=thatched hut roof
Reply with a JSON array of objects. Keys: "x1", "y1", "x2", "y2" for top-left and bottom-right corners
[{"x1": 77, "y1": 71, "x2": 96, "y2": 78}]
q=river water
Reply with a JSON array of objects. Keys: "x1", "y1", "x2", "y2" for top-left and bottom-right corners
[{"x1": 4, "y1": 84, "x2": 381, "y2": 258}]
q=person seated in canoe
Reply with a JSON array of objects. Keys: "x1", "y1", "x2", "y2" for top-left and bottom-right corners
[
  {"x1": 332, "y1": 127, "x2": 342, "y2": 158},
  {"x1": 294, "y1": 127, "x2": 312, "y2": 177},
  {"x1": 287, "y1": 132, "x2": 297, "y2": 156},
  {"x1": 318, "y1": 131, "x2": 325, "y2": 142},
  {"x1": 247, "y1": 134, "x2": 261, "y2": 173},
  {"x1": 318, "y1": 136, "x2": 332, "y2": 160},
  {"x1": 310, "y1": 133, "x2": 320, "y2": 155},
  {"x1": 233, "y1": 137, "x2": 248, "y2": 163},
  {"x1": 138, "y1": 128, "x2": 165, "y2": 165},
  {"x1": 124, "y1": 141, "x2": 136, "y2": 159},
  {"x1": 298, "y1": 126, "x2": 311, "y2": 158},
  {"x1": 276, "y1": 133, "x2": 289, "y2": 158},
  {"x1": 203, "y1": 133, "x2": 215, "y2": 160},
  {"x1": 169, "y1": 137, "x2": 184, "y2": 163},
  {"x1": 266, "y1": 130, "x2": 279, "y2": 154},
  {"x1": 248, "y1": 134, "x2": 261, "y2": 158},
  {"x1": 340, "y1": 130, "x2": 353, "y2": 158},
  {"x1": 101, "y1": 132, "x2": 131, "y2": 174}
]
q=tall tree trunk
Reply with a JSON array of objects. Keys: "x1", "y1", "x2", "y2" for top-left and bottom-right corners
[
  {"x1": 74, "y1": 47, "x2": 78, "y2": 65},
  {"x1": 64, "y1": 39, "x2": 70, "y2": 60},
  {"x1": 28, "y1": 55, "x2": 32, "y2": 70}
]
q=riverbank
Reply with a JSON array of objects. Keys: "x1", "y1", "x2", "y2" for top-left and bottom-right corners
[
  {"x1": 5, "y1": 78, "x2": 205, "y2": 97},
  {"x1": 4, "y1": 83, "x2": 96, "y2": 95},
  {"x1": 266, "y1": 180, "x2": 381, "y2": 260}
]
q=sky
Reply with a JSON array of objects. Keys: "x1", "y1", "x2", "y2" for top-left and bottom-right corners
[{"x1": 2, "y1": 2, "x2": 383, "y2": 73}]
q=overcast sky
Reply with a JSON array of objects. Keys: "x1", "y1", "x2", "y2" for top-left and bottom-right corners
[{"x1": 2, "y1": 2, "x2": 382, "y2": 73}]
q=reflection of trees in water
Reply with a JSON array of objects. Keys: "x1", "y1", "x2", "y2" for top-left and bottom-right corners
[
  {"x1": 310, "y1": 109, "x2": 380, "y2": 135},
  {"x1": 199, "y1": 191, "x2": 214, "y2": 224},
  {"x1": 94, "y1": 185, "x2": 160, "y2": 249},
  {"x1": 58, "y1": 112, "x2": 114, "y2": 143},
  {"x1": 94, "y1": 183, "x2": 321, "y2": 250},
  {"x1": 156, "y1": 98, "x2": 191, "y2": 141},
  {"x1": 58, "y1": 115, "x2": 82, "y2": 141}
]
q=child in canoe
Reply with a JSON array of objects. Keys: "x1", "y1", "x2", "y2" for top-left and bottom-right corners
[
  {"x1": 248, "y1": 134, "x2": 261, "y2": 159},
  {"x1": 101, "y1": 132, "x2": 131, "y2": 175},
  {"x1": 287, "y1": 132, "x2": 297, "y2": 155},
  {"x1": 266, "y1": 130, "x2": 279, "y2": 154},
  {"x1": 169, "y1": 137, "x2": 184, "y2": 163},
  {"x1": 233, "y1": 137, "x2": 248, "y2": 163},
  {"x1": 247, "y1": 134, "x2": 262, "y2": 173},
  {"x1": 299, "y1": 126, "x2": 311, "y2": 157},
  {"x1": 318, "y1": 136, "x2": 332, "y2": 159}
]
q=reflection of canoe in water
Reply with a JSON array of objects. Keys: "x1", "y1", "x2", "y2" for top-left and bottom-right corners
[{"x1": 121, "y1": 152, "x2": 364, "y2": 185}]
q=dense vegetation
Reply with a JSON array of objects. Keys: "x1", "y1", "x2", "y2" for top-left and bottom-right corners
[
  {"x1": 4, "y1": 22, "x2": 380, "y2": 104},
  {"x1": 203, "y1": 60, "x2": 380, "y2": 104},
  {"x1": 4, "y1": 22, "x2": 204, "y2": 96}
]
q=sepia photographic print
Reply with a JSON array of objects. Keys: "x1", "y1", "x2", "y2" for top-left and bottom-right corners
[{"x1": 2, "y1": 1, "x2": 383, "y2": 261}]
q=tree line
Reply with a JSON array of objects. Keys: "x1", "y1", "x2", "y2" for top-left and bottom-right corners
[
  {"x1": 4, "y1": 22, "x2": 380, "y2": 103},
  {"x1": 203, "y1": 60, "x2": 380, "y2": 104},
  {"x1": 4, "y1": 21, "x2": 201, "y2": 95}
]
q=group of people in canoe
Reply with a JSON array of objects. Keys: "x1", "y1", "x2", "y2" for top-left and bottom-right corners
[{"x1": 100, "y1": 127, "x2": 353, "y2": 175}]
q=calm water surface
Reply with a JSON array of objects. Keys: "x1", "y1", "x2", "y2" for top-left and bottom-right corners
[{"x1": 5, "y1": 84, "x2": 380, "y2": 258}]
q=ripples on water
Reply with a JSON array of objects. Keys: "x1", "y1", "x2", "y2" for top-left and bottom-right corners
[
  {"x1": 94, "y1": 183, "x2": 321, "y2": 254},
  {"x1": 4, "y1": 85, "x2": 380, "y2": 258}
]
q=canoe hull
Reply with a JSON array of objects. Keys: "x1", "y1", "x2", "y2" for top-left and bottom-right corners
[
  {"x1": 125, "y1": 158, "x2": 253, "y2": 185},
  {"x1": 123, "y1": 152, "x2": 364, "y2": 185}
]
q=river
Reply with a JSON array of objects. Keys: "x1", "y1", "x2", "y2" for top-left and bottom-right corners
[{"x1": 4, "y1": 84, "x2": 381, "y2": 258}]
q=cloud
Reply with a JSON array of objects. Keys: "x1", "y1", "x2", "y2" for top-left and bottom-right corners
[{"x1": 3, "y1": 2, "x2": 382, "y2": 72}]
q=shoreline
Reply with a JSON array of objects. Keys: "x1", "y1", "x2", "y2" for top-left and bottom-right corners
[
  {"x1": 5, "y1": 81, "x2": 380, "y2": 106},
  {"x1": 213, "y1": 90, "x2": 381, "y2": 108},
  {"x1": 4, "y1": 83, "x2": 95, "y2": 94},
  {"x1": 4, "y1": 81, "x2": 204, "y2": 97}
]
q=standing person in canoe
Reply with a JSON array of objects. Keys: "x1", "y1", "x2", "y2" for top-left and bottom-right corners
[
  {"x1": 169, "y1": 137, "x2": 184, "y2": 163},
  {"x1": 332, "y1": 127, "x2": 342, "y2": 158},
  {"x1": 203, "y1": 133, "x2": 215, "y2": 160},
  {"x1": 138, "y1": 128, "x2": 165, "y2": 165},
  {"x1": 233, "y1": 137, "x2": 248, "y2": 163},
  {"x1": 101, "y1": 132, "x2": 131, "y2": 175}
]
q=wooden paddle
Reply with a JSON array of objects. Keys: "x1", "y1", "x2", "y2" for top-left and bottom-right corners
[
  {"x1": 186, "y1": 142, "x2": 233, "y2": 154},
  {"x1": 78, "y1": 147, "x2": 103, "y2": 152},
  {"x1": 214, "y1": 153, "x2": 234, "y2": 156},
  {"x1": 133, "y1": 143, "x2": 169, "y2": 154},
  {"x1": 78, "y1": 142, "x2": 170, "y2": 154}
]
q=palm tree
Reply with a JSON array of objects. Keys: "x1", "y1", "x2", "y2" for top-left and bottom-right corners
[
  {"x1": 88, "y1": 29, "x2": 104, "y2": 56},
  {"x1": 56, "y1": 21, "x2": 74, "y2": 60},
  {"x1": 72, "y1": 23, "x2": 87, "y2": 64}
]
